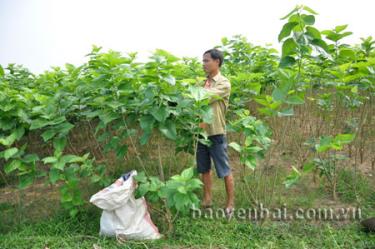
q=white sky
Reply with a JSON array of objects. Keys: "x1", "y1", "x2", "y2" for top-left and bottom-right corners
[{"x1": 1, "y1": 0, "x2": 374, "y2": 73}]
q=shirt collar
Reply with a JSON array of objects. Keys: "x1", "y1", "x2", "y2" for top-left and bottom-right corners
[{"x1": 207, "y1": 71, "x2": 221, "y2": 82}]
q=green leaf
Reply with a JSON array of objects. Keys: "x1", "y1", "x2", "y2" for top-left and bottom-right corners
[
  {"x1": 164, "y1": 75, "x2": 176, "y2": 85},
  {"x1": 244, "y1": 157, "x2": 257, "y2": 170},
  {"x1": 202, "y1": 107, "x2": 213, "y2": 123},
  {"x1": 339, "y1": 49, "x2": 355, "y2": 59},
  {"x1": 181, "y1": 167, "x2": 194, "y2": 179},
  {"x1": 69, "y1": 208, "x2": 79, "y2": 217},
  {"x1": 98, "y1": 111, "x2": 118, "y2": 125},
  {"x1": 189, "y1": 86, "x2": 209, "y2": 101},
  {"x1": 335, "y1": 24, "x2": 348, "y2": 33},
  {"x1": 277, "y1": 108, "x2": 294, "y2": 117},
  {"x1": 280, "y1": 6, "x2": 299, "y2": 20},
  {"x1": 229, "y1": 142, "x2": 241, "y2": 152},
  {"x1": 306, "y1": 26, "x2": 321, "y2": 39},
  {"x1": 18, "y1": 175, "x2": 33, "y2": 189},
  {"x1": 30, "y1": 119, "x2": 50, "y2": 130},
  {"x1": 53, "y1": 137, "x2": 66, "y2": 153},
  {"x1": 286, "y1": 95, "x2": 305, "y2": 105},
  {"x1": 41, "y1": 129, "x2": 58, "y2": 142},
  {"x1": 272, "y1": 88, "x2": 287, "y2": 102},
  {"x1": 42, "y1": 156, "x2": 58, "y2": 164},
  {"x1": 136, "y1": 182, "x2": 150, "y2": 197},
  {"x1": 134, "y1": 171, "x2": 148, "y2": 183},
  {"x1": 56, "y1": 122, "x2": 75, "y2": 136},
  {"x1": 140, "y1": 115, "x2": 155, "y2": 132},
  {"x1": 279, "y1": 56, "x2": 296, "y2": 68},
  {"x1": 340, "y1": 31, "x2": 353, "y2": 39},
  {"x1": 173, "y1": 193, "x2": 190, "y2": 211},
  {"x1": 303, "y1": 162, "x2": 315, "y2": 173},
  {"x1": 282, "y1": 38, "x2": 298, "y2": 58},
  {"x1": 0, "y1": 127, "x2": 25, "y2": 146},
  {"x1": 278, "y1": 22, "x2": 299, "y2": 42},
  {"x1": 177, "y1": 186, "x2": 187, "y2": 194},
  {"x1": 334, "y1": 133, "x2": 355, "y2": 144},
  {"x1": 158, "y1": 120, "x2": 176, "y2": 140},
  {"x1": 188, "y1": 178, "x2": 203, "y2": 189},
  {"x1": 283, "y1": 166, "x2": 301, "y2": 188},
  {"x1": 60, "y1": 155, "x2": 85, "y2": 164},
  {"x1": 116, "y1": 145, "x2": 128, "y2": 159},
  {"x1": 302, "y1": 6, "x2": 318, "y2": 15},
  {"x1": 150, "y1": 107, "x2": 169, "y2": 122},
  {"x1": 248, "y1": 146, "x2": 263, "y2": 153},
  {"x1": 302, "y1": 14, "x2": 315, "y2": 25},
  {"x1": 49, "y1": 168, "x2": 60, "y2": 184},
  {"x1": 310, "y1": 39, "x2": 330, "y2": 53},
  {"x1": 4, "y1": 147, "x2": 19, "y2": 160},
  {"x1": 22, "y1": 154, "x2": 39, "y2": 163},
  {"x1": 351, "y1": 86, "x2": 358, "y2": 94},
  {"x1": 0, "y1": 65, "x2": 4, "y2": 77},
  {"x1": 316, "y1": 136, "x2": 333, "y2": 152},
  {"x1": 4, "y1": 160, "x2": 22, "y2": 174},
  {"x1": 139, "y1": 132, "x2": 151, "y2": 145}
]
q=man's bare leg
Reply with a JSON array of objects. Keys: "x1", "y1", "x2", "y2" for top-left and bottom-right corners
[
  {"x1": 224, "y1": 173, "x2": 234, "y2": 210},
  {"x1": 202, "y1": 170, "x2": 212, "y2": 206}
]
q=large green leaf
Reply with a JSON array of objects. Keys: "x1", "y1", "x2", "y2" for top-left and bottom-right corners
[
  {"x1": 278, "y1": 22, "x2": 299, "y2": 42},
  {"x1": 98, "y1": 111, "x2": 118, "y2": 125},
  {"x1": 282, "y1": 38, "x2": 297, "y2": 58},
  {"x1": 229, "y1": 142, "x2": 241, "y2": 152},
  {"x1": 181, "y1": 167, "x2": 194, "y2": 179},
  {"x1": 49, "y1": 168, "x2": 61, "y2": 184},
  {"x1": 140, "y1": 115, "x2": 155, "y2": 132},
  {"x1": 277, "y1": 108, "x2": 294, "y2": 117},
  {"x1": 272, "y1": 88, "x2": 287, "y2": 102},
  {"x1": 0, "y1": 127, "x2": 25, "y2": 146},
  {"x1": 305, "y1": 26, "x2": 321, "y2": 39},
  {"x1": 188, "y1": 86, "x2": 209, "y2": 101},
  {"x1": 4, "y1": 147, "x2": 19, "y2": 160},
  {"x1": 41, "y1": 129, "x2": 58, "y2": 142},
  {"x1": 279, "y1": 56, "x2": 296, "y2": 68},
  {"x1": 42, "y1": 156, "x2": 58, "y2": 164},
  {"x1": 334, "y1": 133, "x2": 355, "y2": 145},
  {"x1": 0, "y1": 65, "x2": 4, "y2": 77},
  {"x1": 302, "y1": 14, "x2": 315, "y2": 25},
  {"x1": 286, "y1": 95, "x2": 305, "y2": 105},
  {"x1": 4, "y1": 159, "x2": 22, "y2": 174},
  {"x1": 335, "y1": 24, "x2": 348, "y2": 33},
  {"x1": 302, "y1": 6, "x2": 318, "y2": 15},
  {"x1": 53, "y1": 137, "x2": 66, "y2": 154},
  {"x1": 158, "y1": 120, "x2": 177, "y2": 140},
  {"x1": 18, "y1": 175, "x2": 34, "y2": 189},
  {"x1": 150, "y1": 107, "x2": 169, "y2": 122},
  {"x1": 310, "y1": 39, "x2": 329, "y2": 53}
]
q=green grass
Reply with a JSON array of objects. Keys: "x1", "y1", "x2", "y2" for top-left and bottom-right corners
[
  {"x1": 1, "y1": 167, "x2": 374, "y2": 249},
  {"x1": 0, "y1": 207, "x2": 374, "y2": 249},
  {"x1": 337, "y1": 168, "x2": 375, "y2": 206}
]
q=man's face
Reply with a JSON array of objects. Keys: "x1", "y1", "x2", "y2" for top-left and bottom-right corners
[{"x1": 203, "y1": 53, "x2": 219, "y2": 74}]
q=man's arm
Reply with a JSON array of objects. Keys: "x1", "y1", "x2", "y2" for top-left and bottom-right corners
[{"x1": 206, "y1": 80, "x2": 231, "y2": 104}]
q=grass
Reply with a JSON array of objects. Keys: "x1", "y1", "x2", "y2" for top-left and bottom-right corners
[
  {"x1": 0, "y1": 207, "x2": 374, "y2": 249},
  {"x1": 1, "y1": 166, "x2": 374, "y2": 249}
]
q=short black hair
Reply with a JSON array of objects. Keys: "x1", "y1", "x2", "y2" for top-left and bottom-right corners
[{"x1": 204, "y1": 48, "x2": 224, "y2": 67}]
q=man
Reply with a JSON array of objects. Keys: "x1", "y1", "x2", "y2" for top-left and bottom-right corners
[{"x1": 196, "y1": 48, "x2": 234, "y2": 217}]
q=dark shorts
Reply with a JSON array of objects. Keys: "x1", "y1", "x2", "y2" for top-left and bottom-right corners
[{"x1": 196, "y1": 134, "x2": 231, "y2": 178}]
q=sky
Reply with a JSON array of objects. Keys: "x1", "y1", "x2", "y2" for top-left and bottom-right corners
[{"x1": 1, "y1": 0, "x2": 374, "y2": 73}]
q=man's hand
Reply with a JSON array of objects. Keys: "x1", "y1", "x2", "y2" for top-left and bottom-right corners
[{"x1": 199, "y1": 122, "x2": 208, "y2": 129}]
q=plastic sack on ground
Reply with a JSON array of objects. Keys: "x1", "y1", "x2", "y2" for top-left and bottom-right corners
[{"x1": 89, "y1": 170, "x2": 161, "y2": 240}]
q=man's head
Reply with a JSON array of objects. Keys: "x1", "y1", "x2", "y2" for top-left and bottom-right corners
[{"x1": 203, "y1": 48, "x2": 223, "y2": 74}]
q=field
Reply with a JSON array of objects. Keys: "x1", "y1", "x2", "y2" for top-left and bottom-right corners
[{"x1": 1, "y1": 5, "x2": 374, "y2": 249}]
